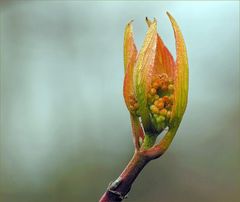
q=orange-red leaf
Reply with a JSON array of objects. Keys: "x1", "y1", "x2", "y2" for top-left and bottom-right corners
[
  {"x1": 123, "y1": 21, "x2": 138, "y2": 113},
  {"x1": 146, "y1": 18, "x2": 175, "y2": 78}
]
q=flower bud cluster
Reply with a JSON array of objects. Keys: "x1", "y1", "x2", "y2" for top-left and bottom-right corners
[
  {"x1": 147, "y1": 73, "x2": 174, "y2": 131},
  {"x1": 129, "y1": 95, "x2": 139, "y2": 115}
]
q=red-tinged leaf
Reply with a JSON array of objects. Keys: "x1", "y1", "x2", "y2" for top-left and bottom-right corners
[
  {"x1": 124, "y1": 20, "x2": 137, "y2": 73},
  {"x1": 167, "y1": 12, "x2": 189, "y2": 127},
  {"x1": 134, "y1": 20, "x2": 158, "y2": 133},
  {"x1": 123, "y1": 21, "x2": 138, "y2": 113},
  {"x1": 146, "y1": 18, "x2": 175, "y2": 78},
  {"x1": 155, "y1": 37, "x2": 175, "y2": 78}
]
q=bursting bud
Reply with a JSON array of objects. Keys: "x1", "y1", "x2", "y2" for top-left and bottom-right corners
[{"x1": 123, "y1": 13, "x2": 188, "y2": 152}]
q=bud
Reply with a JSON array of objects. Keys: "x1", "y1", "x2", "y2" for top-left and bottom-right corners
[{"x1": 123, "y1": 13, "x2": 188, "y2": 152}]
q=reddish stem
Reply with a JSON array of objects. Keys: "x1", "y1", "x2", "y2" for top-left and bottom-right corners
[{"x1": 99, "y1": 151, "x2": 150, "y2": 202}]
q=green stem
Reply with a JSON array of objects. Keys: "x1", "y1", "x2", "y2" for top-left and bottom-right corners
[{"x1": 141, "y1": 133, "x2": 157, "y2": 150}]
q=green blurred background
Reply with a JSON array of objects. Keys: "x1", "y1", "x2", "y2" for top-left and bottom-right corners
[{"x1": 0, "y1": 1, "x2": 239, "y2": 202}]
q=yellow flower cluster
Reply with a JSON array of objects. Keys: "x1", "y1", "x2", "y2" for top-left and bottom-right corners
[{"x1": 148, "y1": 73, "x2": 174, "y2": 131}]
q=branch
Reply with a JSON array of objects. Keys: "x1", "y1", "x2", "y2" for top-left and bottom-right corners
[
  {"x1": 99, "y1": 151, "x2": 150, "y2": 202},
  {"x1": 99, "y1": 127, "x2": 177, "y2": 201}
]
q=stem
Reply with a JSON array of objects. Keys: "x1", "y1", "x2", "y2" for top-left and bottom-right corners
[
  {"x1": 99, "y1": 151, "x2": 150, "y2": 202},
  {"x1": 141, "y1": 134, "x2": 157, "y2": 150}
]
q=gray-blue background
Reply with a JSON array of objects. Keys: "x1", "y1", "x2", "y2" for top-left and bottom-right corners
[{"x1": 0, "y1": 1, "x2": 239, "y2": 202}]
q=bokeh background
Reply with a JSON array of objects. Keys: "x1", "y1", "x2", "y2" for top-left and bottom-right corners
[{"x1": 0, "y1": 1, "x2": 239, "y2": 202}]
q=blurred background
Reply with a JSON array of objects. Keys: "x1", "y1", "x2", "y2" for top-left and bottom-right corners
[{"x1": 0, "y1": 1, "x2": 239, "y2": 202}]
